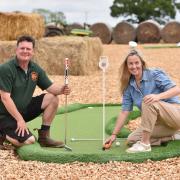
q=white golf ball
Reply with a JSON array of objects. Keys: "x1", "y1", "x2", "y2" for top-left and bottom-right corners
[
  {"x1": 88, "y1": 107, "x2": 93, "y2": 109},
  {"x1": 116, "y1": 141, "x2": 120, "y2": 146},
  {"x1": 71, "y1": 138, "x2": 75, "y2": 141}
]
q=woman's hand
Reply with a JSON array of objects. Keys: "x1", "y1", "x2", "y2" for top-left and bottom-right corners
[
  {"x1": 143, "y1": 94, "x2": 160, "y2": 104},
  {"x1": 103, "y1": 134, "x2": 117, "y2": 150},
  {"x1": 104, "y1": 134, "x2": 117, "y2": 145}
]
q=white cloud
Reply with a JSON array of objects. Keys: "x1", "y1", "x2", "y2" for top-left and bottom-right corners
[{"x1": 0, "y1": 0, "x2": 123, "y2": 26}]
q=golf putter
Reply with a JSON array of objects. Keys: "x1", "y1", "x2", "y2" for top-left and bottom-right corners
[{"x1": 64, "y1": 58, "x2": 72, "y2": 152}]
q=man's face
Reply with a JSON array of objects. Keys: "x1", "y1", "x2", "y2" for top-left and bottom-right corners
[{"x1": 16, "y1": 41, "x2": 34, "y2": 62}]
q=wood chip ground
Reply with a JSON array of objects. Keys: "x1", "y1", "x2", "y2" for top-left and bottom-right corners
[{"x1": 1, "y1": 44, "x2": 180, "y2": 179}]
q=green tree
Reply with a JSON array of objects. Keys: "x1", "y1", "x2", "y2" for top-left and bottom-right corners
[
  {"x1": 49, "y1": 11, "x2": 67, "y2": 26},
  {"x1": 32, "y1": 9, "x2": 67, "y2": 25},
  {"x1": 110, "y1": 0, "x2": 180, "y2": 24}
]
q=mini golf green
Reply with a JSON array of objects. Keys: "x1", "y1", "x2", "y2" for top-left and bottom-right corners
[
  {"x1": 143, "y1": 45, "x2": 180, "y2": 49},
  {"x1": 17, "y1": 104, "x2": 180, "y2": 163}
]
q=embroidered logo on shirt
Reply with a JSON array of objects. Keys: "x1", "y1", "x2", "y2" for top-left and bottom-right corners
[{"x1": 31, "y1": 72, "x2": 38, "y2": 81}]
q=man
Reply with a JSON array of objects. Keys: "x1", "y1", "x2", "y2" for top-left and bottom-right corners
[{"x1": 0, "y1": 35, "x2": 70, "y2": 149}]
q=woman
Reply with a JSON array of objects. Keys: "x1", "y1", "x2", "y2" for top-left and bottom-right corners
[{"x1": 105, "y1": 50, "x2": 180, "y2": 153}]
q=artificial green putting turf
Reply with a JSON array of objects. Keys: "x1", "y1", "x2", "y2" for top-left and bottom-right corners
[
  {"x1": 17, "y1": 104, "x2": 180, "y2": 163},
  {"x1": 143, "y1": 45, "x2": 180, "y2": 49}
]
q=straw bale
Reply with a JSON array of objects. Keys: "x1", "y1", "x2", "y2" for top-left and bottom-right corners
[
  {"x1": 0, "y1": 41, "x2": 16, "y2": 64},
  {"x1": 112, "y1": 21, "x2": 136, "y2": 44},
  {"x1": 0, "y1": 36, "x2": 103, "y2": 75},
  {"x1": 136, "y1": 20, "x2": 161, "y2": 43},
  {"x1": 90, "y1": 23, "x2": 112, "y2": 44},
  {"x1": 0, "y1": 12, "x2": 45, "y2": 41},
  {"x1": 161, "y1": 21, "x2": 180, "y2": 43}
]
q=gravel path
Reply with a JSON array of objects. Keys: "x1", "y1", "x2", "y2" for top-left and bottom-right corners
[{"x1": 1, "y1": 44, "x2": 180, "y2": 179}]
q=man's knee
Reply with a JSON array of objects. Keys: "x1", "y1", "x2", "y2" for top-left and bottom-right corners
[
  {"x1": 6, "y1": 135, "x2": 35, "y2": 147},
  {"x1": 46, "y1": 94, "x2": 59, "y2": 106},
  {"x1": 24, "y1": 136, "x2": 36, "y2": 145},
  {"x1": 42, "y1": 93, "x2": 59, "y2": 109},
  {"x1": 52, "y1": 95, "x2": 59, "y2": 106}
]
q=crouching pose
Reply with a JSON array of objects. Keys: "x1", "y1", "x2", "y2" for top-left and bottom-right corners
[
  {"x1": 0, "y1": 35, "x2": 70, "y2": 149},
  {"x1": 105, "y1": 50, "x2": 180, "y2": 153}
]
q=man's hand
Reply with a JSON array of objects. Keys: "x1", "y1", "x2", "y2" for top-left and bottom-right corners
[
  {"x1": 61, "y1": 85, "x2": 71, "y2": 95},
  {"x1": 16, "y1": 119, "x2": 29, "y2": 137},
  {"x1": 143, "y1": 94, "x2": 160, "y2": 104}
]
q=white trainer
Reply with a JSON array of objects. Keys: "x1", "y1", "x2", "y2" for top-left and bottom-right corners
[
  {"x1": 173, "y1": 132, "x2": 180, "y2": 140},
  {"x1": 126, "y1": 141, "x2": 151, "y2": 153}
]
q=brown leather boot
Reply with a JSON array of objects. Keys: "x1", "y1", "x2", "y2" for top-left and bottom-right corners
[
  {"x1": 37, "y1": 129, "x2": 64, "y2": 148},
  {"x1": 0, "y1": 132, "x2": 6, "y2": 150}
]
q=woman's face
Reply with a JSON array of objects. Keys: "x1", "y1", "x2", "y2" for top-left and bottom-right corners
[{"x1": 127, "y1": 55, "x2": 143, "y2": 78}]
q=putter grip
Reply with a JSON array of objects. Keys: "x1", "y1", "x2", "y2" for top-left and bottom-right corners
[
  {"x1": 65, "y1": 69, "x2": 68, "y2": 85},
  {"x1": 64, "y1": 58, "x2": 69, "y2": 85}
]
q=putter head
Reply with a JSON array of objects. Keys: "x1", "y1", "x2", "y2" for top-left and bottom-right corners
[
  {"x1": 102, "y1": 141, "x2": 112, "y2": 151},
  {"x1": 64, "y1": 145, "x2": 72, "y2": 151}
]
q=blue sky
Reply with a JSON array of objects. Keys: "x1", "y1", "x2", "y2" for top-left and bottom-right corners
[{"x1": 1, "y1": 0, "x2": 180, "y2": 27}]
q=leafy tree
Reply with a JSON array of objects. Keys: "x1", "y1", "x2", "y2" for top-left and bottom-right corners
[
  {"x1": 110, "y1": 0, "x2": 180, "y2": 24},
  {"x1": 32, "y1": 9, "x2": 67, "y2": 26},
  {"x1": 50, "y1": 11, "x2": 67, "y2": 26}
]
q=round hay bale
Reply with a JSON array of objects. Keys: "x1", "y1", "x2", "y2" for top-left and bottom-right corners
[
  {"x1": 90, "y1": 23, "x2": 112, "y2": 44},
  {"x1": 0, "y1": 12, "x2": 45, "y2": 41},
  {"x1": 112, "y1": 21, "x2": 136, "y2": 44},
  {"x1": 65, "y1": 23, "x2": 84, "y2": 35},
  {"x1": 161, "y1": 21, "x2": 180, "y2": 43},
  {"x1": 136, "y1": 20, "x2": 161, "y2": 43}
]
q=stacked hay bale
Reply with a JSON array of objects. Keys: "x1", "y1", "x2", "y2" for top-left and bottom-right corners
[
  {"x1": 112, "y1": 21, "x2": 136, "y2": 44},
  {"x1": 90, "y1": 23, "x2": 112, "y2": 44},
  {"x1": 0, "y1": 36, "x2": 103, "y2": 75},
  {"x1": 0, "y1": 41, "x2": 16, "y2": 63},
  {"x1": 136, "y1": 20, "x2": 161, "y2": 43},
  {"x1": 0, "y1": 12, "x2": 45, "y2": 41},
  {"x1": 161, "y1": 21, "x2": 180, "y2": 43}
]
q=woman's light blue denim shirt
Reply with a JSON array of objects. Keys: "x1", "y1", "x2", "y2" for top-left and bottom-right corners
[{"x1": 122, "y1": 68, "x2": 180, "y2": 111}]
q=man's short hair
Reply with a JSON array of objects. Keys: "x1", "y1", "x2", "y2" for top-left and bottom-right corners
[{"x1": 17, "y1": 35, "x2": 35, "y2": 48}]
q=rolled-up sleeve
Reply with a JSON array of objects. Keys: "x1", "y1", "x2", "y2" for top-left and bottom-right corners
[
  {"x1": 37, "y1": 69, "x2": 52, "y2": 90},
  {"x1": 152, "y1": 69, "x2": 176, "y2": 91},
  {"x1": 122, "y1": 87, "x2": 133, "y2": 111}
]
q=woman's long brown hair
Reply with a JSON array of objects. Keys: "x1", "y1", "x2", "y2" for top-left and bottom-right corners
[{"x1": 119, "y1": 50, "x2": 147, "y2": 95}]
